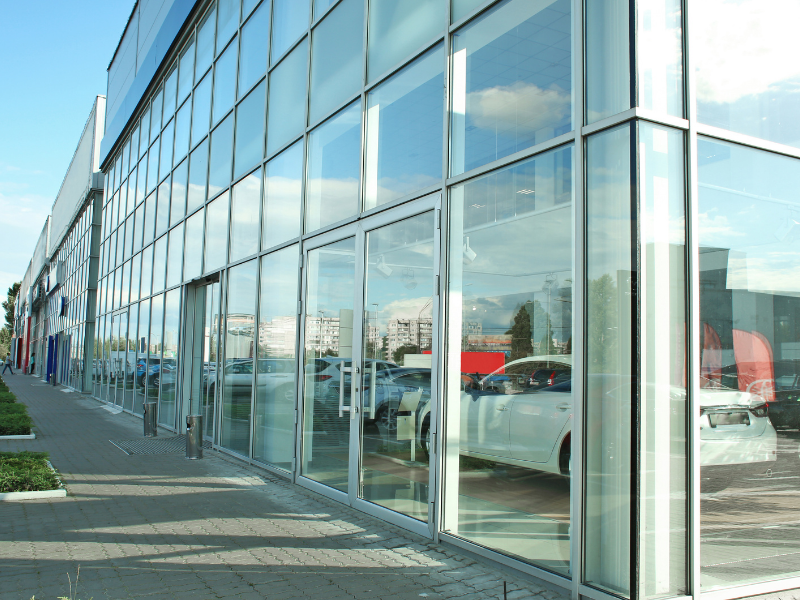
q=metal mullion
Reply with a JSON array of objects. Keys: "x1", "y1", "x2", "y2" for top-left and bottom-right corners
[
  {"x1": 448, "y1": 0, "x2": 504, "y2": 33},
  {"x1": 307, "y1": 91, "x2": 361, "y2": 133},
  {"x1": 572, "y1": 0, "x2": 585, "y2": 592},
  {"x1": 260, "y1": 236, "x2": 301, "y2": 258},
  {"x1": 684, "y1": 0, "x2": 701, "y2": 592},
  {"x1": 699, "y1": 577, "x2": 800, "y2": 600},
  {"x1": 265, "y1": 132, "x2": 304, "y2": 164},
  {"x1": 363, "y1": 33, "x2": 446, "y2": 94},
  {"x1": 694, "y1": 123, "x2": 800, "y2": 161},
  {"x1": 630, "y1": 119, "x2": 642, "y2": 600},
  {"x1": 311, "y1": 0, "x2": 344, "y2": 26},
  {"x1": 358, "y1": 185, "x2": 443, "y2": 221},
  {"x1": 581, "y1": 108, "x2": 638, "y2": 137},
  {"x1": 248, "y1": 249, "x2": 262, "y2": 462},
  {"x1": 446, "y1": 132, "x2": 575, "y2": 187},
  {"x1": 269, "y1": 33, "x2": 309, "y2": 75}
]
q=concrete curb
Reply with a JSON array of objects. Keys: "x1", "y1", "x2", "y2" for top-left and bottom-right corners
[
  {"x1": 0, "y1": 433, "x2": 36, "y2": 440},
  {"x1": 0, "y1": 488, "x2": 67, "y2": 501}
]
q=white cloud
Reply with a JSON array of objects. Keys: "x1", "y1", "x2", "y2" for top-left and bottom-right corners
[
  {"x1": 695, "y1": 0, "x2": 800, "y2": 104},
  {"x1": 468, "y1": 82, "x2": 570, "y2": 134}
]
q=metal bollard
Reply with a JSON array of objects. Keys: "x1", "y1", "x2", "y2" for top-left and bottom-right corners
[
  {"x1": 143, "y1": 402, "x2": 158, "y2": 437},
  {"x1": 186, "y1": 414, "x2": 203, "y2": 459}
]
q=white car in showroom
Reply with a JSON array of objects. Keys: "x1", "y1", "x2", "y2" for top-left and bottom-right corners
[{"x1": 417, "y1": 356, "x2": 777, "y2": 478}]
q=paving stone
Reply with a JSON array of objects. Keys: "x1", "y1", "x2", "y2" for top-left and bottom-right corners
[{"x1": 1, "y1": 377, "x2": 565, "y2": 600}]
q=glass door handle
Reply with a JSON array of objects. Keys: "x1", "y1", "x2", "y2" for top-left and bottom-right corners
[
  {"x1": 350, "y1": 364, "x2": 358, "y2": 421},
  {"x1": 339, "y1": 361, "x2": 350, "y2": 417},
  {"x1": 496, "y1": 405, "x2": 509, "y2": 411},
  {"x1": 367, "y1": 366, "x2": 376, "y2": 420}
]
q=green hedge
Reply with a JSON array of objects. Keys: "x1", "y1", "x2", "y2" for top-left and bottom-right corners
[
  {"x1": 0, "y1": 413, "x2": 32, "y2": 435},
  {"x1": 0, "y1": 451, "x2": 60, "y2": 493},
  {"x1": 0, "y1": 403, "x2": 26, "y2": 415},
  {"x1": 0, "y1": 392, "x2": 16, "y2": 404}
]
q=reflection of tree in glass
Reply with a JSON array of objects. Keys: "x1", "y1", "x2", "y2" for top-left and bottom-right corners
[
  {"x1": 507, "y1": 304, "x2": 533, "y2": 361},
  {"x1": 587, "y1": 274, "x2": 618, "y2": 372},
  {"x1": 393, "y1": 343, "x2": 419, "y2": 366}
]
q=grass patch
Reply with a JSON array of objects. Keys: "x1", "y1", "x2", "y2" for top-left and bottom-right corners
[
  {"x1": 0, "y1": 413, "x2": 33, "y2": 435},
  {"x1": 0, "y1": 392, "x2": 16, "y2": 403},
  {"x1": 0, "y1": 403, "x2": 26, "y2": 414},
  {"x1": 0, "y1": 451, "x2": 61, "y2": 493}
]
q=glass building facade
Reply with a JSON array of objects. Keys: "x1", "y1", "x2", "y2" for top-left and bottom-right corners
[{"x1": 90, "y1": 0, "x2": 800, "y2": 596}]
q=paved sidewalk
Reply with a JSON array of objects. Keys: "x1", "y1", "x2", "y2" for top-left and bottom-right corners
[{"x1": 0, "y1": 375, "x2": 567, "y2": 600}]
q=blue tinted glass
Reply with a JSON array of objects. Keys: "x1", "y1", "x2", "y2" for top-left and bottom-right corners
[
  {"x1": 450, "y1": 0, "x2": 572, "y2": 176},
  {"x1": 451, "y1": 0, "x2": 484, "y2": 22},
  {"x1": 234, "y1": 82, "x2": 266, "y2": 180},
  {"x1": 230, "y1": 170, "x2": 262, "y2": 261},
  {"x1": 157, "y1": 177, "x2": 172, "y2": 234},
  {"x1": 196, "y1": 7, "x2": 216, "y2": 78},
  {"x1": 209, "y1": 115, "x2": 234, "y2": 199},
  {"x1": 183, "y1": 209, "x2": 204, "y2": 281},
  {"x1": 178, "y1": 38, "x2": 195, "y2": 104},
  {"x1": 170, "y1": 160, "x2": 187, "y2": 226},
  {"x1": 365, "y1": 45, "x2": 443, "y2": 209},
  {"x1": 239, "y1": 2, "x2": 270, "y2": 96},
  {"x1": 267, "y1": 39, "x2": 308, "y2": 155},
  {"x1": 205, "y1": 191, "x2": 230, "y2": 273},
  {"x1": 367, "y1": 0, "x2": 444, "y2": 82},
  {"x1": 217, "y1": 0, "x2": 240, "y2": 54},
  {"x1": 305, "y1": 101, "x2": 361, "y2": 231},
  {"x1": 242, "y1": 0, "x2": 261, "y2": 20},
  {"x1": 187, "y1": 139, "x2": 209, "y2": 214},
  {"x1": 309, "y1": 0, "x2": 364, "y2": 124},
  {"x1": 159, "y1": 120, "x2": 174, "y2": 181},
  {"x1": 191, "y1": 73, "x2": 212, "y2": 147},
  {"x1": 166, "y1": 224, "x2": 184, "y2": 288},
  {"x1": 314, "y1": 0, "x2": 336, "y2": 19},
  {"x1": 212, "y1": 40, "x2": 238, "y2": 124},
  {"x1": 174, "y1": 100, "x2": 191, "y2": 164},
  {"x1": 146, "y1": 138, "x2": 160, "y2": 195},
  {"x1": 271, "y1": 0, "x2": 309, "y2": 62},
  {"x1": 263, "y1": 140, "x2": 303, "y2": 248}
]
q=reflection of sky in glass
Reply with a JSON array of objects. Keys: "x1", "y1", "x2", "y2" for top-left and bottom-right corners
[
  {"x1": 305, "y1": 102, "x2": 361, "y2": 231},
  {"x1": 698, "y1": 138, "x2": 800, "y2": 294},
  {"x1": 451, "y1": 145, "x2": 573, "y2": 340},
  {"x1": 263, "y1": 140, "x2": 303, "y2": 248},
  {"x1": 271, "y1": 0, "x2": 309, "y2": 63},
  {"x1": 267, "y1": 39, "x2": 308, "y2": 155},
  {"x1": 695, "y1": 0, "x2": 800, "y2": 147},
  {"x1": 365, "y1": 45, "x2": 443, "y2": 210},
  {"x1": 451, "y1": 0, "x2": 572, "y2": 176}
]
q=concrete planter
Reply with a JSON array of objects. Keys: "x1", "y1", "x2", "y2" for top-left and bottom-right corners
[
  {"x1": 0, "y1": 459, "x2": 65, "y2": 501},
  {"x1": 0, "y1": 433, "x2": 36, "y2": 440}
]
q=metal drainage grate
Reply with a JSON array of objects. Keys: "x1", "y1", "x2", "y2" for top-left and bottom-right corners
[{"x1": 109, "y1": 435, "x2": 212, "y2": 455}]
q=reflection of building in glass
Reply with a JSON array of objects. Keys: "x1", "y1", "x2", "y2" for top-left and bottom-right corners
[
  {"x1": 226, "y1": 313, "x2": 255, "y2": 358},
  {"x1": 258, "y1": 316, "x2": 297, "y2": 357},
  {"x1": 386, "y1": 318, "x2": 432, "y2": 357}
]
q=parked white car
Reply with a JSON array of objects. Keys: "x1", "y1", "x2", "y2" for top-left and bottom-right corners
[{"x1": 417, "y1": 357, "x2": 777, "y2": 477}]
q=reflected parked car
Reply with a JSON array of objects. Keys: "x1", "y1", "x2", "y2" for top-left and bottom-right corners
[
  {"x1": 416, "y1": 356, "x2": 777, "y2": 478},
  {"x1": 206, "y1": 358, "x2": 297, "y2": 403}
]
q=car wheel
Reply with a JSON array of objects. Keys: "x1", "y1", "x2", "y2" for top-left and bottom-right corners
[
  {"x1": 421, "y1": 418, "x2": 432, "y2": 460},
  {"x1": 139, "y1": 374, "x2": 147, "y2": 388},
  {"x1": 559, "y1": 435, "x2": 571, "y2": 476},
  {"x1": 376, "y1": 406, "x2": 398, "y2": 432}
]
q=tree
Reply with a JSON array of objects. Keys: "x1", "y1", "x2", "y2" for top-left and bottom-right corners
[
  {"x1": 2, "y1": 282, "x2": 20, "y2": 332},
  {"x1": 392, "y1": 343, "x2": 419, "y2": 366},
  {"x1": 587, "y1": 273, "x2": 619, "y2": 373},
  {"x1": 506, "y1": 304, "x2": 533, "y2": 361}
]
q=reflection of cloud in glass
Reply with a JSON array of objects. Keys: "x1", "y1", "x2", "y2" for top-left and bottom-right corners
[
  {"x1": 695, "y1": 0, "x2": 800, "y2": 104},
  {"x1": 468, "y1": 82, "x2": 570, "y2": 134}
]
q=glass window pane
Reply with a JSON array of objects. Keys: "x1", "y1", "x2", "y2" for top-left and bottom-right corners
[
  {"x1": 131, "y1": 124, "x2": 141, "y2": 162},
  {"x1": 174, "y1": 100, "x2": 191, "y2": 165},
  {"x1": 367, "y1": 0, "x2": 444, "y2": 82},
  {"x1": 450, "y1": 0, "x2": 572, "y2": 176},
  {"x1": 178, "y1": 37, "x2": 196, "y2": 103},
  {"x1": 140, "y1": 243, "x2": 153, "y2": 299},
  {"x1": 184, "y1": 209, "x2": 205, "y2": 281},
  {"x1": 309, "y1": 0, "x2": 364, "y2": 124},
  {"x1": 239, "y1": 2, "x2": 270, "y2": 96},
  {"x1": 153, "y1": 235, "x2": 168, "y2": 294},
  {"x1": 263, "y1": 139, "x2": 303, "y2": 248},
  {"x1": 639, "y1": 123, "x2": 687, "y2": 598},
  {"x1": 139, "y1": 107, "x2": 151, "y2": 158},
  {"x1": 120, "y1": 260, "x2": 131, "y2": 308},
  {"x1": 196, "y1": 6, "x2": 217, "y2": 78},
  {"x1": 187, "y1": 139, "x2": 209, "y2": 214},
  {"x1": 267, "y1": 39, "x2": 308, "y2": 155},
  {"x1": 585, "y1": 0, "x2": 630, "y2": 124},
  {"x1": 130, "y1": 252, "x2": 142, "y2": 304},
  {"x1": 313, "y1": 0, "x2": 336, "y2": 19},
  {"x1": 143, "y1": 192, "x2": 156, "y2": 246},
  {"x1": 253, "y1": 244, "x2": 299, "y2": 470},
  {"x1": 230, "y1": 169, "x2": 261, "y2": 261},
  {"x1": 451, "y1": 0, "x2": 484, "y2": 23},
  {"x1": 305, "y1": 101, "x2": 361, "y2": 232},
  {"x1": 192, "y1": 73, "x2": 213, "y2": 148},
  {"x1": 217, "y1": 0, "x2": 239, "y2": 53},
  {"x1": 159, "y1": 288, "x2": 181, "y2": 428},
  {"x1": 242, "y1": 0, "x2": 260, "y2": 20},
  {"x1": 271, "y1": 0, "x2": 309, "y2": 62},
  {"x1": 166, "y1": 224, "x2": 184, "y2": 288},
  {"x1": 146, "y1": 137, "x2": 161, "y2": 195},
  {"x1": 151, "y1": 87, "x2": 164, "y2": 133},
  {"x1": 445, "y1": 144, "x2": 573, "y2": 574},
  {"x1": 133, "y1": 203, "x2": 145, "y2": 255},
  {"x1": 220, "y1": 259, "x2": 258, "y2": 455},
  {"x1": 365, "y1": 45, "x2": 443, "y2": 210},
  {"x1": 134, "y1": 297, "x2": 149, "y2": 413},
  {"x1": 124, "y1": 215, "x2": 135, "y2": 258},
  {"x1": 212, "y1": 40, "x2": 238, "y2": 124},
  {"x1": 168, "y1": 163, "x2": 185, "y2": 228},
  {"x1": 694, "y1": 1, "x2": 800, "y2": 147},
  {"x1": 158, "y1": 176, "x2": 173, "y2": 233},
  {"x1": 698, "y1": 138, "x2": 800, "y2": 587},
  {"x1": 159, "y1": 120, "x2": 174, "y2": 181},
  {"x1": 585, "y1": 123, "x2": 633, "y2": 595},
  {"x1": 205, "y1": 191, "x2": 230, "y2": 273},
  {"x1": 148, "y1": 293, "x2": 165, "y2": 407},
  {"x1": 208, "y1": 115, "x2": 234, "y2": 198},
  {"x1": 163, "y1": 66, "x2": 178, "y2": 118},
  {"x1": 234, "y1": 82, "x2": 266, "y2": 180},
  {"x1": 637, "y1": 0, "x2": 683, "y2": 117}
]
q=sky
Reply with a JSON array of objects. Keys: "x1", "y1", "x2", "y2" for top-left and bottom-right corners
[{"x1": 0, "y1": 1, "x2": 133, "y2": 299}]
